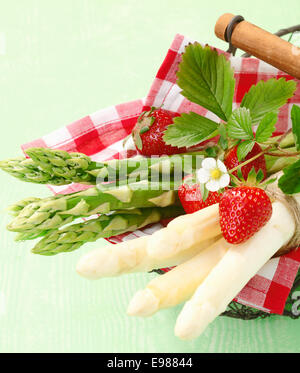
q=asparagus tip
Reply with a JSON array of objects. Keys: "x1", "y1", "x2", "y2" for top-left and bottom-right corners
[
  {"x1": 127, "y1": 289, "x2": 159, "y2": 317},
  {"x1": 174, "y1": 301, "x2": 211, "y2": 340}
]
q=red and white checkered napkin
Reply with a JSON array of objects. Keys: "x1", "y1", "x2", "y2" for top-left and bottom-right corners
[{"x1": 22, "y1": 34, "x2": 300, "y2": 315}]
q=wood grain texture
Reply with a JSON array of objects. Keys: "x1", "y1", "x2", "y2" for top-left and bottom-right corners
[
  {"x1": 0, "y1": 0, "x2": 300, "y2": 353},
  {"x1": 215, "y1": 13, "x2": 300, "y2": 79}
]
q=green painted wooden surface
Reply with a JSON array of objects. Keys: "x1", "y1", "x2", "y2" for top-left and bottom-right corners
[{"x1": 0, "y1": 0, "x2": 300, "y2": 353}]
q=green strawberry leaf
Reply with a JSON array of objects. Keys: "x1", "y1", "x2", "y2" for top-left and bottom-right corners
[
  {"x1": 237, "y1": 140, "x2": 255, "y2": 161},
  {"x1": 255, "y1": 112, "x2": 277, "y2": 143},
  {"x1": 227, "y1": 108, "x2": 254, "y2": 140},
  {"x1": 163, "y1": 112, "x2": 219, "y2": 147},
  {"x1": 241, "y1": 78, "x2": 296, "y2": 124},
  {"x1": 176, "y1": 43, "x2": 235, "y2": 121},
  {"x1": 291, "y1": 104, "x2": 300, "y2": 151},
  {"x1": 278, "y1": 159, "x2": 300, "y2": 194}
]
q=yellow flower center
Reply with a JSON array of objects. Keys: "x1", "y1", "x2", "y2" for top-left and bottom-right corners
[{"x1": 210, "y1": 168, "x2": 221, "y2": 180}]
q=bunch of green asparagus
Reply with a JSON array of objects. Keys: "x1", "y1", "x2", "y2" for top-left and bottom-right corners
[
  {"x1": 1, "y1": 147, "x2": 204, "y2": 255},
  {"x1": 0, "y1": 135, "x2": 297, "y2": 256}
]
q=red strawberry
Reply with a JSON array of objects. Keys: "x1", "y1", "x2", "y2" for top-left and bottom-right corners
[
  {"x1": 224, "y1": 143, "x2": 267, "y2": 180},
  {"x1": 219, "y1": 186, "x2": 272, "y2": 244},
  {"x1": 132, "y1": 108, "x2": 186, "y2": 156},
  {"x1": 178, "y1": 179, "x2": 221, "y2": 214}
]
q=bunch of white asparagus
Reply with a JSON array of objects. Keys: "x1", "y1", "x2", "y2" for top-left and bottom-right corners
[{"x1": 76, "y1": 192, "x2": 300, "y2": 340}]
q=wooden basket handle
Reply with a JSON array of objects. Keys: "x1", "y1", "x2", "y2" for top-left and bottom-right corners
[{"x1": 215, "y1": 13, "x2": 300, "y2": 79}]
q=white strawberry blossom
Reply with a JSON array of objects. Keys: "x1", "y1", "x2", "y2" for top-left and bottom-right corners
[{"x1": 196, "y1": 158, "x2": 230, "y2": 192}]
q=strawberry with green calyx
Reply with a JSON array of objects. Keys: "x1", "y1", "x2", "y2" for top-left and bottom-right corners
[
  {"x1": 178, "y1": 174, "x2": 221, "y2": 214},
  {"x1": 219, "y1": 185, "x2": 273, "y2": 244},
  {"x1": 132, "y1": 107, "x2": 187, "y2": 156}
]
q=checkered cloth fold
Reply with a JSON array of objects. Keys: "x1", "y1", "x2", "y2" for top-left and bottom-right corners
[{"x1": 22, "y1": 34, "x2": 300, "y2": 315}]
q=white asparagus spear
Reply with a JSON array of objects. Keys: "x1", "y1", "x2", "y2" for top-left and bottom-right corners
[
  {"x1": 174, "y1": 200, "x2": 296, "y2": 340},
  {"x1": 146, "y1": 203, "x2": 221, "y2": 260},
  {"x1": 127, "y1": 237, "x2": 227, "y2": 317},
  {"x1": 76, "y1": 235, "x2": 219, "y2": 279}
]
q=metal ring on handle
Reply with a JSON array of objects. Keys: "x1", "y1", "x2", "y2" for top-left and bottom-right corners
[
  {"x1": 224, "y1": 15, "x2": 300, "y2": 57},
  {"x1": 224, "y1": 15, "x2": 245, "y2": 55}
]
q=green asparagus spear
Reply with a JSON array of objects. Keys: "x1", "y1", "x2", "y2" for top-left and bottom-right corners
[
  {"x1": 8, "y1": 198, "x2": 58, "y2": 240},
  {"x1": 1, "y1": 148, "x2": 204, "y2": 185},
  {"x1": 26, "y1": 147, "x2": 203, "y2": 177},
  {"x1": 31, "y1": 205, "x2": 184, "y2": 255},
  {"x1": 0, "y1": 157, "x2": 68, "y2": 185},
  {"x1": 26, "y1": 147, "x2": 147, "y2": 181},
  {"x1": 7, "y1": 181, "x2": 180, "y2": 233},
  {"x1": 7, "y1": 197, "x2": 42, "y2": 217},
  {"x1": 26, "y1": 148, "x2": 97, "y2": 183},
  {"x1": 27, "y1": 147, "x2": 204, "y2": 183},
  {"x1": 1, "y1": 134, "x2": 297, "y2": 186},
  {"x1": 13, "y1": 206, "x2": 173, "y2": 242}
]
